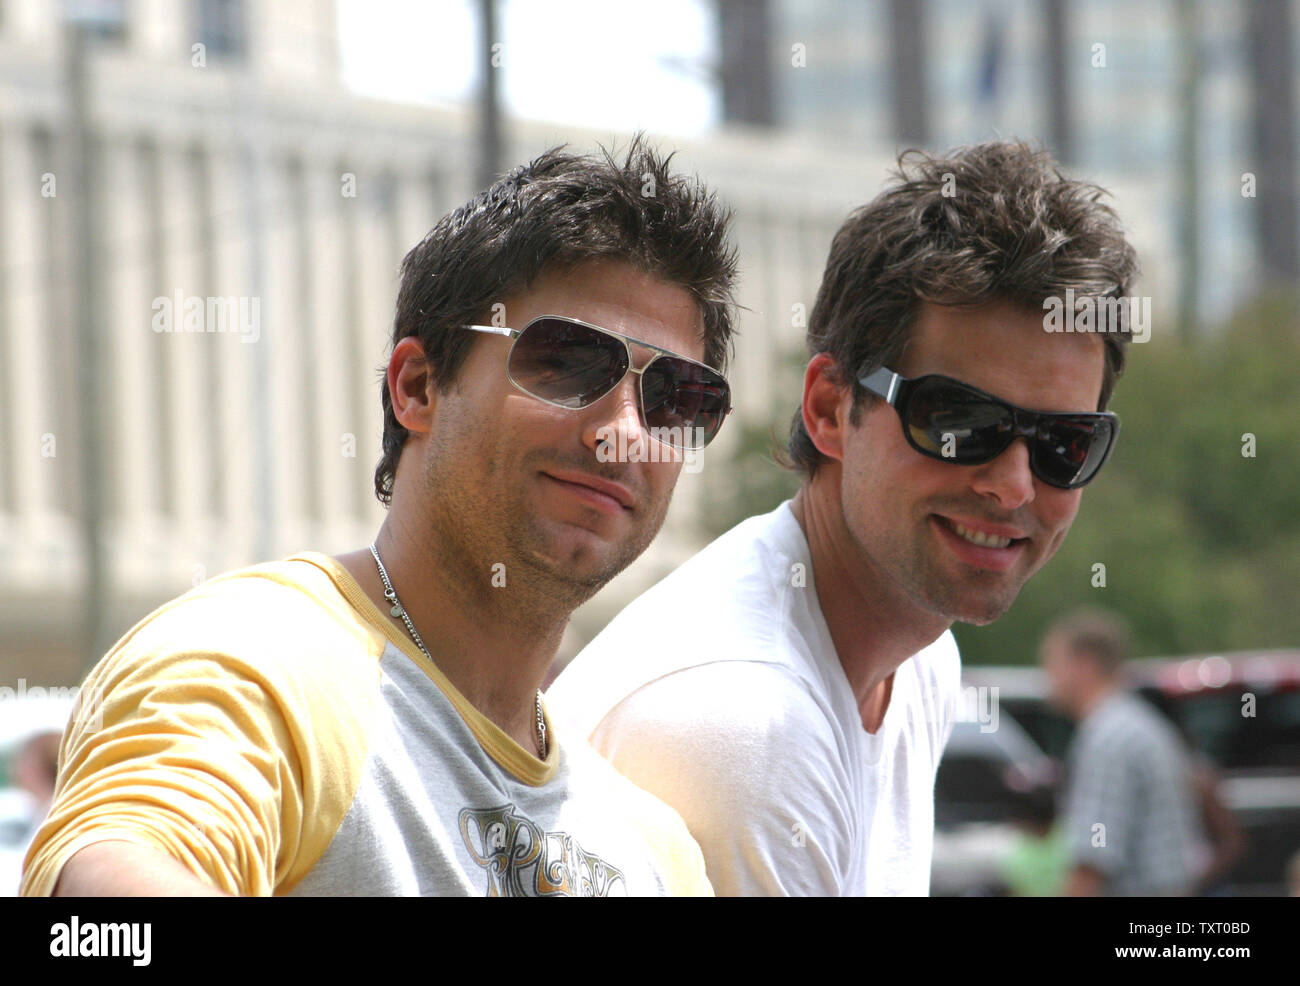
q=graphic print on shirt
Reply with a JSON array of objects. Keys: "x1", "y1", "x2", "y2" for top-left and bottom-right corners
[{"x1": 458, "y1": 804, "x2": 627, "y2": 897}]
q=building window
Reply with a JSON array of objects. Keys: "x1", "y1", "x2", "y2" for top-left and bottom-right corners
[
  {"x1": 198, "y1": 0, "x2": 247, "y2": 60},
  {"x1": 70, "y1": 0, "x2": 127, "y2": 43}
]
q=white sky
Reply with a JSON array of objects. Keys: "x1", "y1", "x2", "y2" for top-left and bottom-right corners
[{"x1": 337, "y1": 0, "x2": 718, "y2": 136}]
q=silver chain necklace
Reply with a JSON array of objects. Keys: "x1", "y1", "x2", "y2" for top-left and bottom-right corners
[{"x1": 369, "y1": 544, "x2": 547, "y2": 760}]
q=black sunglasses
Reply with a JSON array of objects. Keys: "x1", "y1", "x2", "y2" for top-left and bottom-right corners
[
  {"x1": 858, "y1": 366, "x2": 1119, "y2": 489},
  {"x1": 460, "y1": 315, "x2": 731, "y2": 450}
]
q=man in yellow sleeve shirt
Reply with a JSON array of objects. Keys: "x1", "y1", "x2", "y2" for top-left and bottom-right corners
[{"x1": 22, "y1": 137, "x2": 736, "y2": 897}]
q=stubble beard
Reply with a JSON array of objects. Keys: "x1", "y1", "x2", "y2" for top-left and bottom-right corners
[
  {"x1": 505, "y1": 494, "x2": 667, "y2": 610},
  {"x1": 423, "y1": 448, "x2": 672, "y2": 616},
  {"x1": 852, "y1": 501, "x2": 1028, "y2": 629},
  {"x1": 914, "y1": 549, "x2": 1023, "y2": 626}
]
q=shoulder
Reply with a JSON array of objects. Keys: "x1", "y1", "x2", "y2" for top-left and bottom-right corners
[
  {"x1": 1108, "y1": 693, "x2": 1190, "y2": 770},
  {"x1": 69, "y1": 552, "x2": 387, "y2": 800},
  {"x1": 602, "y1": 659, "x2": 841, "y2": 755},
  {"x1": 583, "y1": 661, "x2": 855, "y2": 895},
  {"x1": 94, "y1": 553, "x2": 384, "y2": 701},
  {"x1": 1079, "y1": 692, "x2": 1159, "y2": 747},
  {"x1": 23, "y1": 555, "x2": 383, "y2": 897},
  {"x1": 562, "y1": 740, "x2": 713, "y2": 895},
  {"x1": 1069, "y1": 695, "x2": 1162, "y2": 782},
  {"x1": 582, "y1": 659, "x2": 852, "y2": 822},
  {"x1": 550, "y1": 501, "x2": 814, "y2": 734}
]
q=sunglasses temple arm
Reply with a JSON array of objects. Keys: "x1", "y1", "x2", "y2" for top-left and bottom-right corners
[
  {"x1": 858, "y1": 366, "x2": 902, "y2": 404},
  {"x1": 461, "y1": 324, "x2": 519, "y2": 339}
]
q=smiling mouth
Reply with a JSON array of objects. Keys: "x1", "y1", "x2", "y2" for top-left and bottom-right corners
[
  {"x1": 935, "y1": 516, "x2": 1030, "y2": 550},
  {"x1": 951, "y1": 522, "x2": 1011, "y2": 549}
]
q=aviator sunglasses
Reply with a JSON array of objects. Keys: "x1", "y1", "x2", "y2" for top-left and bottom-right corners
[
  {"x1": 459, "y1": 315, "x2": 731, "y2": 450},
  {"x1": 858, "y1": 366, "x2": 1119, "y2": 489}
]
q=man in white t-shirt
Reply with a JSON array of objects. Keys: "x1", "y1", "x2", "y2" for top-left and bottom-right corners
[{"x1": 550, "y1": 140, "x2": 1141, "y2": 895}]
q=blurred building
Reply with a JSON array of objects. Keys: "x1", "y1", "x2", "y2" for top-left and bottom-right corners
[
  {"x1": 732, "y1": 0, "x2": 1298, "y2": 325},
  {"x1": 0, "y1": 0, "x2": 1166, "y2": 687}
]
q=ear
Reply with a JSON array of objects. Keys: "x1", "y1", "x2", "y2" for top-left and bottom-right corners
[
  {"x1": 388, "y1": 336, "x2": 436, "y2": 435},
  {"x1": 800, "y1": 353, "x2": 852, "y2": 464}
]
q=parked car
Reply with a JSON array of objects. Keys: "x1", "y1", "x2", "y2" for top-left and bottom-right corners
[{"x1": 931, "y1": 711, "x2": 1059, "y2": 895}]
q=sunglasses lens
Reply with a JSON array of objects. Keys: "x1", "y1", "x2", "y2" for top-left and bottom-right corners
[
  {"x1": 1034, "y1": 416, "x2": 1114, "y2": 488},
  {"x1": 895, "y1": 374, "x2": 1115, "y2": 488},
  {"x1": 508, "y1": 318, "x2": 628, "y2": 408},
  {"x1": 641, "y1": 357, "x2": 730, "y2": 449},
  {"x1": 905, "y1": 379, "x2": 1014, "y2": 462}
]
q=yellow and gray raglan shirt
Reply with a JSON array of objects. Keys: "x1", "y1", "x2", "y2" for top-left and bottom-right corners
[{"x1": 19, "y1": 553, "x2": 712, "y2": 897}]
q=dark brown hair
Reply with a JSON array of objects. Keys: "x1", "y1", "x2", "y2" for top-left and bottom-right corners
[
  {"x1": 786, "y1": 139, "x2": 1139, "y2": 477},
  {"x1": 374, "y1": 135, "x2": 738, "y2": 506}
]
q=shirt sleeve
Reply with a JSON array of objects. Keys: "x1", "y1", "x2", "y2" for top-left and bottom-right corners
[
  {"x1": 1063, "y1": 730, "x2": 1133, "y2": 879},
  {"x1": 21, "y1": 651, "x2": 300, "y2": 897},
  {"x1": 20, "y1": 575, "x2": 379, "y2": 897},
  {"x1": 588, "y1": 661, "x2": 855, "y2": 897}
]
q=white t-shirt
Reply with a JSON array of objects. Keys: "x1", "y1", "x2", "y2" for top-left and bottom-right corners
[{"x1": 548, "y1": 500, "x2": 962, "y2": 896}]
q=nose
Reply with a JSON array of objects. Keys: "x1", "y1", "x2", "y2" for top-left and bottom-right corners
[
  {"x1": 580, "y1": 372, "x2": 645, "y2": 459},
  {"x1": 969, "y1": 437, "x2": 1036, "y2": 510}
]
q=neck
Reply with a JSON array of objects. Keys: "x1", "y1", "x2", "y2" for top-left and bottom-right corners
[
  {"x1": 791, "y1": 475, "x2": 950, "y2": 719},
  {"x1": 342, "y1": 511, "x2": 565, "y2": 756},
  {"x1": 1073, "y1": 677, "x2": 1119, "y2": 722}
]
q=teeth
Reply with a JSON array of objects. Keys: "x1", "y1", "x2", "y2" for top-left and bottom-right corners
[{"x1": 953, "y1": 522, "x2": 1012, "y2": 549}]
